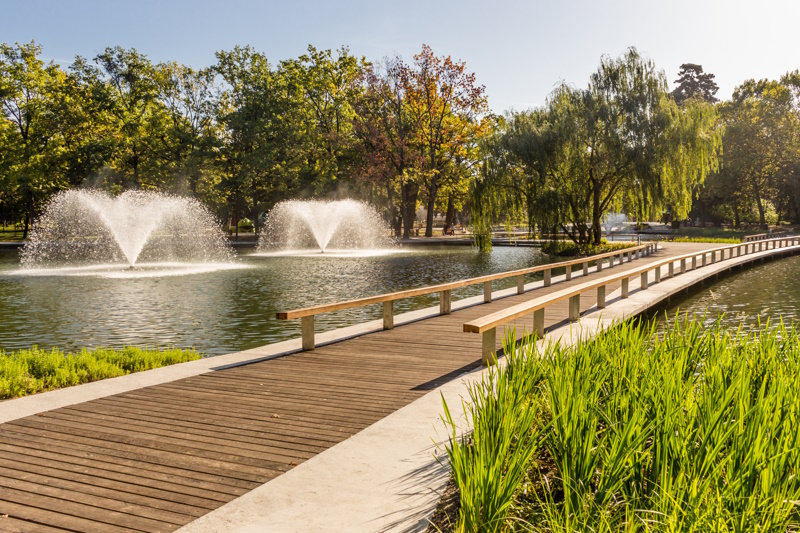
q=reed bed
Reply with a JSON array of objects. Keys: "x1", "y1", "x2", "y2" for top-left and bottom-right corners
[
  {"x1": 0, "y1": 346, "x2": 201, "y2": 399},
  {"x1": 441, "y1": 317, "x2": 800, "y2": 532}
]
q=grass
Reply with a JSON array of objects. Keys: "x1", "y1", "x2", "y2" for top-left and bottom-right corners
[
  {"x1": 672, "y1": 227, "x2": 763, "y2": 241},
  {"x1": 0, "y1": 227, "x2": 26, "y2": 242},
  {"x1": 440, "y1": 317, "x2": 800, "y2": 532},
  {"x1": 541, "y1": 240, "x2": 636, "y2": 257},
  {"x1": 0, "y1": 346, "x2": 201, "y2": 399}
]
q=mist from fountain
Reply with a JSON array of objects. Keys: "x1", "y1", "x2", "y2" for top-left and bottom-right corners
[
  {"x1": 21, "y1": 190, "x2": 236, "y2": 274},
  {"x1": 258, "y1": 199, "x2": 392, "y2": 255}
]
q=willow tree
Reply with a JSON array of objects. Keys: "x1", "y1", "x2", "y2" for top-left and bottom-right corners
[{"x1": 493, "y1": 49, "x2": 719, "y2": 246}]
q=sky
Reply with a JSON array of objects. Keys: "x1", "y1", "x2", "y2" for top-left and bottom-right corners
[{"x1": 2, "y1": 0, "x2": 799, "y2": 112}]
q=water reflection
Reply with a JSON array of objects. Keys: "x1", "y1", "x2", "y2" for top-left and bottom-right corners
[
  {"x1": 0, "y1": 246, "x2": 548, "y2": 355},
  {"x1": 657, "y1": 254, "x2": 800, "y2": 330}
]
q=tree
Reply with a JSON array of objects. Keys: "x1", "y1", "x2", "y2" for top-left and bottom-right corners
[
  {"x1": 153, "y1": 62, "x2": 219, "y2": 197},
  {"x1": 406, "y1": 45, "x2": 489, "y2": 237},
  {"x1": 492, "y1": 49, "x2": 719, "y2": 246},
  {"x1": 0, "y1": 41, "x2": 67, "y2": 237},
  {"x1": 352, "y1": 58, "x2": 424, "y2": 238},
  {"x1": 214, "y1": 46, "x2": 303, "y2": 234},
  {"x1": 282, "y1": 46, "x2": 368, "y2": 194},
  {"x1": 721, "y1": 78, "x2": 796, "y2": 228},
  {"x1": 672, "y1": 63, "x2": 719, "y2": 104},
  {"x1": 92, "y1": 47, "x2": 162, "y2": 188}
]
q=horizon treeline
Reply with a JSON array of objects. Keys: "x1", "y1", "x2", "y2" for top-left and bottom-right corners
[{"x1": 1, "y1": 41, "x2": 799, "y2": 245}]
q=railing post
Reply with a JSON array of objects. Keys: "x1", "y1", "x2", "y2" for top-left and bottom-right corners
[
  {"x1": 641, "y1": 271, "x2": 649, "y2": 290},
  {"x1": 302, "y1": 315, "x2": 315, "y2": 351},
  {"x1": 517, "y1": 275, "x2": 525, "y2": 294},
  {"x1": 597, "y1": 285, "x2": 606, "y2": 309},
  {"x1": 482, "y1": 328, "x2": 496, "y2": 366},
  {"x1": 702, "y1": 253, "x2": 707, "y2": 267},
  {"x1": 440, "y1": 290, "x2": 452, "y2": 314},
  {"x1": 533, "y1": 308, "x2": 545, "y2": 338},
  {"x1": 544, "y1": 269, "x2": 552, "y2": 287},
  {"x1": 568, "y1": 295, "x2": 580, "y2": 321},
  {"x1": 668, "y1": 262, "x2": 674, "y2": 278},
  {"x1": 692, "y1": 256, "x2": 697, "y2": 270},
  {"x1": 655, "y1": 266, "x2": 661, "y2": 283},
  {"x1": 565, "y1": 266, "x2": 572, "y2": 281},
  {"x1": 383, "y1": 302, "x2": 394, "y2": 330},
  {"x1": 680, "y1": 258, "x2": 686, "y2": 274},
  {"x1": 711, "y1": 251, "x2": 716, "y2": 264},
  {"x1": 596, "y1": 257, "x2": 603, "y2": 272},
  {"x1": 583, "y1": 262, "x2": 589, "y2": 276},
  {"x1": 484, "y1": 281, "x2": 492, "y2": 303},
  {"x1": 621, "y1": 277, "x2": 629, "y2": 298}
]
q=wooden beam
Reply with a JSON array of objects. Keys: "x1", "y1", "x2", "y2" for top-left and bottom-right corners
[{"x1": 302, "y1": 316, "x2": 315, "y2": 351}]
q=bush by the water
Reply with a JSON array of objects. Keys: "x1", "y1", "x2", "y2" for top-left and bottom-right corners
[
  {"x1": 237, "y1": 218, "x2": 254, "y2": 231},
  {"x1": 441, "y1": 318, "x2": 800, "y2": 532},
  {"x1": 541, "y1": 239, "x2": 635, "y2": 257},
  {"x1": 0, "y1": 346, "x2": 201, "y2": 399}
]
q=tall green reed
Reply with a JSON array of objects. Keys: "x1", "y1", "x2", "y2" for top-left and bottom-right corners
[{"x1": 442, "y1": 316, "x2": 800, "y2": 532}]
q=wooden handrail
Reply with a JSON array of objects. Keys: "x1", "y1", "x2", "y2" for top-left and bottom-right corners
[
  {"x1": 276, "y1": 242, "x2": 658, "y2": 350},
  {"x1": 744, "y1": 231, "x2": 791, "y2": 242},
  {"x1": 464, "y1": 236, "x2": 800, "y2": 364}
]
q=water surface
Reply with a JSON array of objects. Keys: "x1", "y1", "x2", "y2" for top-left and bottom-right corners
[
  {"x1": 658, "y1": 254, "x2": 800, "y2": 329},
  {"x1": 0, "y1": 246, "x2": 549, "y2": 355}
]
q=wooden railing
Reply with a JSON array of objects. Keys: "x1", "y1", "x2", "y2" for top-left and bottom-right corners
[
  {"x1": 463, "y1": 237, "x2": 800, "y2": 364},
  {"x1": 276, "y1": 243, "x2": 658, "y2": 350},
  {"x1": 744, "y1": 231, "x2": 791, "y2": 242}
]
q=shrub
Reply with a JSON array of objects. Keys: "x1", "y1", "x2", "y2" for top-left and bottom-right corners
[
  {"x1": 0, "y1": 346, "x2": 201, "y2": 399},
  {"x1": 541, "y1": 239, "x2": 635, "y2": 257}
]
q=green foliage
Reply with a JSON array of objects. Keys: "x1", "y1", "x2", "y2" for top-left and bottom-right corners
[
  {"x1": 440, "y1": 330, "x2": 547, "y2": 532},
  {"x1": 672, "y1": 63, "x2": 719, "y2": 104},
  {"x1": 540, "y1": 240, "x2": 635, "y2": 257},
  {"x1": 481, "y1": 49, "x2": 720, "y2": 246},
  {"x1": 442, "y1": 318, "x2": 800, "y2": 531},
  {"x1": 0, "y1": 346, "x2": 201, "y2": 399},
  {"x1": 673, "y1": 226, "x2": 752, "y2": 240}
]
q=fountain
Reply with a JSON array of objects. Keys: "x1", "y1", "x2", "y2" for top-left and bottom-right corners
[
  {"x1": 20, "y1": 190, "x2": 236, "y2": 276},
  {"x1": 258, "y1": 199, "x2": 393, "y2": 255}
]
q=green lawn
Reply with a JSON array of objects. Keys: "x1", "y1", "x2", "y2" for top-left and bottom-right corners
[
  {"x1": 0, "y1": 227, "x2": 26, "y2": 242},
  {"x1": 441, "y1": 318, "x2": 800, "y2": 531},
  {"x1": 0, "y1": 346, "x2": 201, "y2": 399}
]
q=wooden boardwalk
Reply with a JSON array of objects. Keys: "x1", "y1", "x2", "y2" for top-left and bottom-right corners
[{"x1": 0, "y1": 243, "x2": 709, "y2": 532}]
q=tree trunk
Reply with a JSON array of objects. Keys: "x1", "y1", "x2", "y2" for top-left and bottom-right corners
[
  {"x1": 22, "y1": 190, "x2": 33, "y2": 240},
  {"x1": 425, "y1": 183, "x2": 438, "y2": 238},
  {"x1": 733, "y1": 200, "x2": 741, "y2": 229},
  {"x1": 444, "y1": 193, "x2": 455, "y2": 234},
  {"x1": 401, "y1": 182, "x2": 418, "y2": 239},
  {"x1": 386, "y1": 183, "x2": 400, "y2": 238},
  {"x1": 592, "y1": 179, "x2": 602, "y2": 245},
  {"x1": 753, "y1": 180, "x2": 767, "y2": 229},
  {"x1": 252, "y1": 189, "x2": 259, "y2": 236}
]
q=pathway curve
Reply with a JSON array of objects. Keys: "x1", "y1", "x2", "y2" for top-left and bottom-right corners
[{"x1": 0, "y1": 243, "x2": 711, "y2": 533}]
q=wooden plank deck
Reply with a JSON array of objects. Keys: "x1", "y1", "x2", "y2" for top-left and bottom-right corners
[{"x1": 0, "y1": 243, "x2": 708, "y2": 532}]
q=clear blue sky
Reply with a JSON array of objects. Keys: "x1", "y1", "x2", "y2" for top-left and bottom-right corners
[{"x1": 2, "y1": 0, "x2": 799, "y2": 112}]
